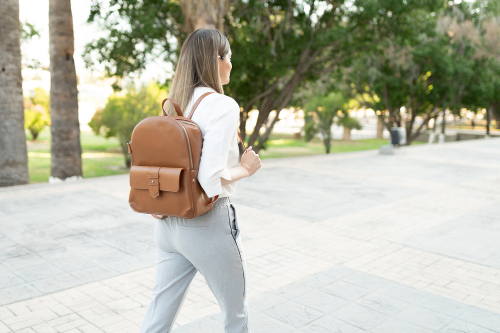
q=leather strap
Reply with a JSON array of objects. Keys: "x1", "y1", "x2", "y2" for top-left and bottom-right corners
[
  {"x1": 237, "y1": 132, "x2": 246, "y2": 150},
  {"x1": 187, "y1": 91, "x2": 246, "y2": 150},
  {"x1": 188, "y1": 92, "x2": 214, "y2": 119},
  {"x1": 210, "y1": 195, "x2": 219, "y2": 204},
  {"x1": 148, "y1": 167, "x2": 160, "y2": 198},
  {"x1": 162, "y1": 98, "x2": 183, "y2": 117}
]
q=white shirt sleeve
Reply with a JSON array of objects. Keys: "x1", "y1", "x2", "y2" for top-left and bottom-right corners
[{"x1": 197, "y1": 96, "x2": 240, "y2": 198}]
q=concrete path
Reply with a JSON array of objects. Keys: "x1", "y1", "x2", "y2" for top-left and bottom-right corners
[{"x1": 1, "y1": 138, "x2": 500, "y2": 332}]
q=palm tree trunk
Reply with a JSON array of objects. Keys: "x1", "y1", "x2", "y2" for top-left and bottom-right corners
[
  {"x1": 0, "y1": 0, "x2": 30, "y2": 186},
  {"x1": 49, "y1": 0, "x2": 82, "y2": 181}
]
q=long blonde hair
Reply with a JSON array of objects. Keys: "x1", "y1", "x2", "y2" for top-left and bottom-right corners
[{"x1": 164, "y1": 29, "x2": 230, "y2": 116}]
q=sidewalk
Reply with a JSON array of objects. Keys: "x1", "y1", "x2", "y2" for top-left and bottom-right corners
[{"x1": 1, "y1": 139, "x2": 500, "y2": 332}]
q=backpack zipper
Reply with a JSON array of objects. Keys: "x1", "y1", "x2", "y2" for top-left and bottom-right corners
[
  {"x1": 176, "y1": 121, "x2": 194, "y2": 170},
  {"x1": 178, "y1": 120, "x2": 203, "y2": 142},
  {"x1": 177, "y1": 120, "x2": 199, "y2": 128}
]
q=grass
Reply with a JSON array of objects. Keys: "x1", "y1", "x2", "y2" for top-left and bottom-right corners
[
  {"x1": 27, "y1": 129, "x2": 422, "y2": 183},
  {"x1": 257, "y1": 133, "x2": 405, "y2": 159},
  {"x1": 27, "y1": 130, "x2": 128, "y2": 183},
  {"x1": 449, "y1": 125, "x2": 500, "y2": 132}
]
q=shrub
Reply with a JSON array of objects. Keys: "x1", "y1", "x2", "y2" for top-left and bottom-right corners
[
  {"x1": 338, "y1": 114, "x2": 362, "y2": 141},
  {"x1": 88, "y1": 82, "x2": 167, "y2": 168},
  {"x1": 303, "y1": 92, "x2": 348, "y2": 153},
  {"x1": 24, "y1": 87, "x2": 50, "y2": 141}
]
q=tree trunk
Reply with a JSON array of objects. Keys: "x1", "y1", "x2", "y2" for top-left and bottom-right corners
[
  {"x1": 120, "y1": 142, "x2": 131, "y2": 168},
  {"x1": 343, "y1": 127, "x2": 351, "y2": 141},
  {"x1": 323, "y1": 131, "x2": 332, "y2": 154},
  {"x1": 376, "y1": 114, "x2": 384, "y2": 139},
  {"x1": 382, "y1": 85, "x2": 395, "y2": 130},
  {"x1": 492, "y1": 103, "x2": 500, "y2": 129},
  {"x1": 441, "y1": 108, "x2": 446, "y2": 135},
  {"x1": 0, "y1": 0, "x2": 30, "y2": 186},
  {"x1": 239, "y1": 110, "x2": 247, "y2": 142},
  {"x1": 49, "y1": 0, "x2": 82, "y2": 181},
  {"x1": 245, "y1": 45, "x2": 317, "y2": 153},
  {"x1": 31, "y1": 130, "x2": 39, "y2": 141},
  {"x1": 247, "y1": 98, "x2": 275, "y2": 150},
  {"x1": 256, "y1": 110, "x2": 282, "y2": 151},
  {"x1": 180, "y1": 0, "x2": 229, "y2": 32},
  {"x1": 486, "y1": 106, "x2": 492, "y2": 136}
]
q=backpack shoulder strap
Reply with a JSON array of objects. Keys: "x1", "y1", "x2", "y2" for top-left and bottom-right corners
[
  {"x1": 188, "y1": 91, "x2": 246, "y2": 150},
  {"x1": 188, "y1": 92, "x2": 214, "y2": 119}
]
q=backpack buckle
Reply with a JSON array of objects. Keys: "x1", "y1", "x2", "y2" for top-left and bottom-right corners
[{"x1": 148, "y1": 167, "x2": 160, "y2": 198}]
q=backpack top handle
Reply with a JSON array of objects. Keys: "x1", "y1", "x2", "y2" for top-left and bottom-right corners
[{"x1": 161, "y1": 98, "x2": 183, "y2": 117}]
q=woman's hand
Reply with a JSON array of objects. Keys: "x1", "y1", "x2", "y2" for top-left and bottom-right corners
[
  {"x1": 220, "y1": 146, "x2": 261, "y2": 186},
  {"x1": 241, "y1": 146, "x2": 262, "y2": 177}
]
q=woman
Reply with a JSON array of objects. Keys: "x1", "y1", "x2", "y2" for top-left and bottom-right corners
[{"x1": 140, "y1": 29, "x2": 261, "y2": 333}]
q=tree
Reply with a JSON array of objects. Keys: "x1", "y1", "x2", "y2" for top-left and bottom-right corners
[
  {"x1": 337, "y1": 113, "x2": 362, "y2": 141},
  {"x1": 225, "y1": 0, "x2": 352, "y2": 152},
  {"x1": 0, "y1": 0, "x2": 30, "y2": 186},
  {"x1": 445, "y1": 0, "x2": 500, "y2": 134},
  {"x1": 84, "y1": 0, "x2": 353, "y2": 153},
  {"x1": 344, "y1": 0, "x2": 458, "y2": 145},
  {"x1": 88, "y1": 82, "x2": 167, "y2": 168},
  {"x1": 24, "y1": 87, "x2": 50, "y2": 141},
  {"x1": 49, "y1": 0, "x2": 82, "y2": 181},
  {"x1": 344, "y1": 0, "x2": 500, "y2": 145},
  {"x1": 303, "y1": 92, "x2": 348, "y2": 153}
]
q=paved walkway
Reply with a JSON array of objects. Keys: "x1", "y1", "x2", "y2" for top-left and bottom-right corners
[{"x1": 1, "y1": 138, "x2": 500, "y2": 332}]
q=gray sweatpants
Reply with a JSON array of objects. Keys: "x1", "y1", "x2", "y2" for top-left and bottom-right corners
[{"x1": 140, "y1": 197, "x2": 250, "y2": 333}]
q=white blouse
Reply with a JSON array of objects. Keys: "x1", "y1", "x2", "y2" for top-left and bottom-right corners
[{"x1": 186, "y1": 86, "x2": 240, "y2": 198}]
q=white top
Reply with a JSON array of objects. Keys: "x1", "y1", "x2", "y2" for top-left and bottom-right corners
[{"x1": 186, "y1": 87, "x2": 240, "y2": 198}]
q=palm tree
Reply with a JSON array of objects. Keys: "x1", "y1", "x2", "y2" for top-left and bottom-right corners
[
  {"x1": 49, "y1": 0, "x2": 82, "y2": 181},
  {"x1": 180, "y1": 0, "x2": 228, "y2": 32},
  {"x1": 0, "y1": 0, "x2": 30, "y2": 186}
]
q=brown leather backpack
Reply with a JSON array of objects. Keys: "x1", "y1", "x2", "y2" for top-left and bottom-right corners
[{"x1": 127, "y1": 92, "x2": 218, "y2": 219}]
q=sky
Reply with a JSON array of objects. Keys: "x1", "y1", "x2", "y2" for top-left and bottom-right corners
[{"x1": 19, "y1": 0, "x2": 170, "y2": 85}]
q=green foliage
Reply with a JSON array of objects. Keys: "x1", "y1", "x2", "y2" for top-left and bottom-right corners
[
  {"x1": 303, "y1": 119, "x2": 319, "y2": 143},
  {"x1": 84, "y1": 0, "x2": 500, "y2": 146},
  {"x1": 84, "y1": 0, "x2": 355, "y2": 152},
  {"x1": 343, "y1": 0, "x2": 500, "y2": 144},
  {"x1": 24, "y1": 87, "x2": 50, "y2": 141},
  {"x1": 85, "y1": 0, "x2": 184, "y2": 78},
  {"x1": 20, "y1": 22, "x2": 40, "y2": 42},
  {"x1": 20, "y1": 22, "x2": 45, "y2": 70},
  {"x1": 303, "y1": 92, "x2": 348, "y2": 153},
  {"x1": 88, "y1": 82, "x2": 168, "y2": 167}
]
